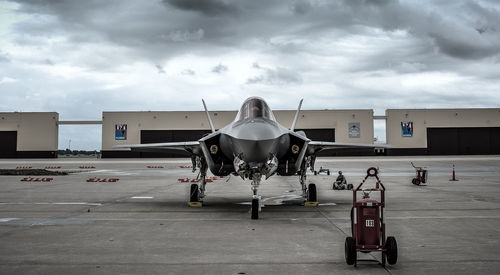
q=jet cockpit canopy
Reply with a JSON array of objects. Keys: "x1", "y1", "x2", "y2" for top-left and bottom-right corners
[{"x1": 235, "y1": 97, "x2": 276, "y2": 122}]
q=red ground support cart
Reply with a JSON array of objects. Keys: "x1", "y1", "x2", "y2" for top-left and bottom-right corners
[
  {"x1": 345, "y1": 167, "x2": 397, "y2": 267},
  {"x1": 411, "y1": 162, "x2": 428, "y2": 185}
]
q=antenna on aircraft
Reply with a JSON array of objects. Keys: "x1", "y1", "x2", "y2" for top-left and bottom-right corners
[
  {"x1": 202, "y1": 99, "x2": 216, "y2": 133},
  {"x1": 290, "y1": 99, "x2": 303, "y2": 131}
]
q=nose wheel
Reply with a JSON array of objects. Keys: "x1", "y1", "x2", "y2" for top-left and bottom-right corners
[
  {"x1": 251, "y1": 198, "x2": 259, "y2": 219},
  {"x1": 250, "y1": 173, "x2": 262, "y2": 219}
]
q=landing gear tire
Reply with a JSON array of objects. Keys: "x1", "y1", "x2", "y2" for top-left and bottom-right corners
[
  {"x1": 251, "y1": 198, "x2": 259, "y2": 220},
  {"x1": 386, "y1": 236, "x2": 398, "y2": 265},
  {"x1": 307, "y1": 183, "x2": 317, "y2": 202},
  {"x1": 345, "y1": 236, "x2": 356, "y2": 265},
  {"x1": 190, "y1": 184, "x2": 199, "y2": 202}
]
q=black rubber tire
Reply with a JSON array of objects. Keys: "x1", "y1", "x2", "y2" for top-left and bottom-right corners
[
  {"x1": 251, "y1": 198, "x2": 259, "y2": 220},
  {"x1": 314, "y1": 171, "x2": 317, "y2": 175},
  {"x1": 412, "y1": 178, "x2": 417, "y2": 185},
  {"x1": 327, "y1": 171, "x2": 330, "y2": 175},
  {"x1": 190, "y1": 184, "x2": 199, "y2": 202},
  {"x1": 345, "y1": 237, "x2": 356, "y2": 265},
  {"x1": 307, "y1": 183, "x2": 317, "y2": 202},
  {"x1": 386, "y1": 236, "x2": 398, "y2": 265}
]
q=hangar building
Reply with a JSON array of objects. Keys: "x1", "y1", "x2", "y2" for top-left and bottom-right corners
[
  {"x1": 1, "y1": 108, "x2": 499, "y2": 158},
  {"x1": 0, "y1": 112, "x2": 59, "y2": 158},
  {"x1": 102, "y1": 109, "x2": 374, "y2": 158},
  {"x1": 386, "y1": 109, "x2": 500, "y2": 155}
]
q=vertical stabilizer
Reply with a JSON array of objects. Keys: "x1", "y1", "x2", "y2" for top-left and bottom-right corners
[
  {"x1": 202, "y1": 99, "x2": 216, "y2": 133},
  {"x1": 290, "y1": 99, "x2": 303, "y2": 131}
]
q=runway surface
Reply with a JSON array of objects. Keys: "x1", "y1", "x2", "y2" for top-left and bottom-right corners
[{"x1": 1, "y1": 156, "x2": 499, "y2": 274}]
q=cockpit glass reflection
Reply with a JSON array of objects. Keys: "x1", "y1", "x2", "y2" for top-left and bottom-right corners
[{"x1": 235, "y1": 98, "x2": 276, "y2": 122}]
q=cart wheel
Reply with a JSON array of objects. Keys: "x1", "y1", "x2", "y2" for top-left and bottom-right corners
[
  {"x1": 345, "y1": 237, "x2": 356, "y2": 265},
  {"x1": 307, "y1": 183, "x2": 317, "y2": 202},
  {"x1": 327, "y1": 170, "x2": 330, "y2": 175},
  {"x1": 190, "y1": 184, "x2": 199, "y2": 202},
  {"x1": 386, "y1": 236, "x2": 398, "y2": 265},
  {"x1": 412, "y1": 178, "x2": 420, "y2": 185},
  {"x1": 314, "y1": 171, "x2": 317, "y2": 175}
]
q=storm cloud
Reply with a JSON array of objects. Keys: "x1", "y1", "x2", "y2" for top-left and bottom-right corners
[{"x1": 1, "y1": 0, "x2": 500, "y2": 149}]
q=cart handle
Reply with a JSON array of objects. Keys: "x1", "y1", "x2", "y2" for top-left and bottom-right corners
[
  {"x1": 411, "y1": 162, "x2": 426, "y2": 169},
  {"x1": 354, "y1": 167, "x2": 385, "y2": 191}
]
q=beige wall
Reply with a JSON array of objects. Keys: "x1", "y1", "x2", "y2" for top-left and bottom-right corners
[
  {"x1": 103, "y1": 111, "x2": 236, "y2": 150},
  {"x1": 0, "y1": 112, "x2": 59, "y2": 151},
  {"x1": 103, "y1": 109, "x2": 374, "y2": 150},
  {"x1": 386, "y1": 109, "x2": 500, "y2": 148},
  {"x1": 275, "y1": 109, "x2": 374, "y2": 144}
]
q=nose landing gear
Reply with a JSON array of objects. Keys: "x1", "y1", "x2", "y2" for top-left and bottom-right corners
[{"x1": 250, "y1": 173, "x2": 262, "y2": 220}]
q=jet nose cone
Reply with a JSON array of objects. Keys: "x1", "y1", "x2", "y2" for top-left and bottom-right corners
[
  {"x1": 236, "y1": 139, "x2": 279, "y2": 163},
  {"x1": 232, "y1": 119, "x2": 282, "y2": 140}
]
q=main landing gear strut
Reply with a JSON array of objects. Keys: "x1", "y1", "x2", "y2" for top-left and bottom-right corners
[
  {"x1": 189, "y1": 157, "x2": 207, "y2": 205},
  {"x1": 300, "y1": 162, "x2": 317, "y2": 205}
]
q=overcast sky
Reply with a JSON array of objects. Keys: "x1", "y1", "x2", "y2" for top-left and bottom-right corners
[{"x1": 1, "y1": 0, "x2": 500, "y2": 150}]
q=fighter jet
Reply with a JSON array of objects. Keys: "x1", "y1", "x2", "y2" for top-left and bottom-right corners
[{"x1": 114, "y1": 97, "x2": 389, "y2": 219}]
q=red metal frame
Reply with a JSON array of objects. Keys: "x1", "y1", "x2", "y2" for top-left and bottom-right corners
[
  {"x1": 411, "y1": 162, "x2": 427, "y2": 185},
  {"x1": 352, "y1": 167, "x2": 387, "y2": 266}
]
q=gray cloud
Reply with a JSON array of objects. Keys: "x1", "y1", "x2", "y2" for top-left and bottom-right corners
[
  {"x1": 432, "y1": 33, "x2": 500, "y2": 60},
  {"x1": 212, "y1": 64, "x2": 228, "y2": 73},
  {"x1": 10, "y1": 0, "x2": 500, "y2": 65},
  {"x1": 3, "y1": 0, "x2": 500, "y2": 149},
  {"x1": 155, "y1": 64, "x2": 166, "y2": 74},
  {"x1": 290, "y1": 1, "x2": 312, "y2": 15},
  {"x1": 0, "y1": 51, "x2": 10, "y2": 63},
  {"x1": 182, "y1": 69, "x2": 195, "y2": 76},
  {"x1": 247, "y1": 63, "x2": 302, "y2": 85},
  {"x1": 164, "y1": 0, "x2": 239, "y2": 17}
]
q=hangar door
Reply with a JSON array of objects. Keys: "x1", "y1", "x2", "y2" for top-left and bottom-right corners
[
  {"x1": 296, "y1": 128, "x2": 339, "y2": 156},
  {"x1": 140, "y1": 130, "x2": 212, "y2": 157},
  {"x1": 427, "y1": 127, "x2": 500, "y2": 155},
  {"x1": 0, "y1": 131, "x2": 17, "y2": 158},
  {"x1": 296, "y1": 129, "x2": 335, "y2": 142}
]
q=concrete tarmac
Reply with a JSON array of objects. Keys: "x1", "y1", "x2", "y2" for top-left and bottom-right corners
[{"x1": 0, "y1": 156, "x2": 499, "y2": 274}]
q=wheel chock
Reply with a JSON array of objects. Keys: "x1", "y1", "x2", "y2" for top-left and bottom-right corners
[
  {"x1": 188, "y1": 201, "x2": 203, "y2": 207},
  {"x1": 304, "y1": 201, "x2": 319, "y2": 207}
]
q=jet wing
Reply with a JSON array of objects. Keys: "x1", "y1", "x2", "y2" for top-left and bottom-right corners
[
  {"x1": 113, "y1": 141, "x2": 202, "y2": 155},
  {"x1": 307, "y1": 141, "x2": 391, "y2": 155}
]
